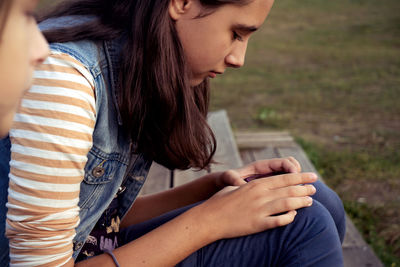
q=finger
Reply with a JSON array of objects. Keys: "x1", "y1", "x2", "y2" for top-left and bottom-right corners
[
  {"x1": 259, "y1": 172, "x2": 318, "y2": 189},
  {"x1": 271, "y1": 184, "x2": 316, "y2": 199},
  {"x1": 263, "y1": 210, "x2": 297, "y2": 229},
  {"x1": 238, "y1": 158, "x2": 300, "y2": 179},
  {"x1": 286, "y1": 156, "x2": 301, "y2": 172},
  {"x1": 264, "y1": 158, "x2": 299, "y2": 174},
  {"x1": 265, "y1": 196, "x2": 313, "y2": 215},
  {"x1": 280, "y1": 157, "x2": 300, "y2": 173},
  {"x1": 222, "y1": 170, "x2": 247, "y2": 186},
  {"x1": 237, "y1": 161, "x2": 270, "y2": 178},
  {"x1": 233, "y1": 177, "x2": 247, "y2": 186}
]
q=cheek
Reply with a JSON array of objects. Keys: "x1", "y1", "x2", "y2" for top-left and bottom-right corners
[
  {"x1": 0, "y1": 61, "x2": 29, "y2": 109},
  {"x1": 188, "y1": 39, "x2": 231, "y2": 73},
  {"x1": 16, "y1": 23, "x2": 33, "y2": 86},
  {"x1": 178, "y1": 21, "x2": 230, "y2": 69},
  {"x1": 0, "y1": 10, "x2": 33, "y2": 135},
  {"x1": 0, "y1": 27, "x2": 31, "y2": 110}
]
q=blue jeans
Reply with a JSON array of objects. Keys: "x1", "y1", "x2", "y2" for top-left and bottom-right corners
[{"x1": 120, "y1": 180, "x2": 345, "y2": 267}]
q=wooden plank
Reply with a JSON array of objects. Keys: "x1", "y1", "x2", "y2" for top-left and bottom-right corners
[
  {"x1": 240, "y1": 149, "x2": 255, "y2": 165},
  {"x1": 252, "y1": 147, "x2": 280, "y2": 161},
  {"x1": 174, "y1": 110, "x2": 242, "y2": 186},
  {"x1": 343, "y1": 216, "x2": 370, "y2": 248},
  {"x1": 342, "y1": 215, "x2": 384, "y2": 266},
  {"x1": 342, "y1": 215, "x2": 383, "y2": 267},
  {"x1": 235, "y1": 131, "x2": 296, "y2": 148},
  {"x1": 174, "y1": 168, "x2": 208, "y2": 187},
  {"x1": 241, "y1": 147, "x2": 280, "y2": 166},
  {"x1": 343, "y1": 246, "x2": 383, "y2": 267},
  {"x1": 141, "y1": 162, "x2": 171, "y2": 195},
  {"x1": 208, "y1": 110, "x2": 242, "y2": 172}
]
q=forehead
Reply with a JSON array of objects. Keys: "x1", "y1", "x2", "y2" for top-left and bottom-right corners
[{"x1": 211, "y1": 0, "x2": 274, "y2": 28}]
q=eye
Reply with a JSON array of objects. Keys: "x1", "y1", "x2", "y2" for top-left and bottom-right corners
[{"x1": 232, "y1": 31, "x2": 244, "y2": 42}]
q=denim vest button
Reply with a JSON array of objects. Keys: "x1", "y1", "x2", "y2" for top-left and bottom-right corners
[{"x1": 92, "y1": 166, "x2": 105, "y2": 178}]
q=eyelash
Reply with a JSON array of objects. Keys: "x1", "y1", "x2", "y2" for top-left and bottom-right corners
[{"x1": 233, "y1": 31, "x2": 244, "y2": 42}]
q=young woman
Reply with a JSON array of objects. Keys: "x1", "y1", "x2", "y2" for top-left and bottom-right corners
[{"x1": 0, "y1": 0, "x2": 346, "y2": 266}]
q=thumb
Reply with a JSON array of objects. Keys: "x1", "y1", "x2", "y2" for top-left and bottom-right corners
[{"x1": 225, "y1": 170, "x2": 247, "y2": 186}]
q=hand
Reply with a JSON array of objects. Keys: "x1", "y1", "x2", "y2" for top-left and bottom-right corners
[
  {"x1": 198, "y1": 172, "x2": 317, "y2": 240},
  {"x1": 215, "y1": 157, "x2": 301, "y2": 189}
]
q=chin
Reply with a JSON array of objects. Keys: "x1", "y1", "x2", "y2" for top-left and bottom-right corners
[{"x1": 190, "y1": 77, "x2": 208, "y2": 87}]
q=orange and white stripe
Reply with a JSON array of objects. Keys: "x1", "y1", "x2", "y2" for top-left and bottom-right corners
[{"x1": 6, "y1": 52, "x2": 96, "y2": 266}]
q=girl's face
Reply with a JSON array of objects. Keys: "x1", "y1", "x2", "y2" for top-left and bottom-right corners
[
  {"x1": 0, "y1": 0, "x2": 49, "y2": 137},
  {"x1": 170, "y1": 0, "x2": 274, "y2": 86}
]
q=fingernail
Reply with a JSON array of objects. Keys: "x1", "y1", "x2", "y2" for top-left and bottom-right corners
[
  {"x1": 306, "y1": 196, "x2": 313, "y2": 206},
  {"x1": 309, "y1": 185, "x2": 316, "y2": 194},
  {"x1": 309, "y1": 173, "x2": 318, "y2": 179}
]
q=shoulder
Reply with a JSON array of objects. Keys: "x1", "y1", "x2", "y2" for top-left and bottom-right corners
[
  {"x1": 40, "y1": 16, "x2": 106, "y2": 77},
  {"x1": 49, "y1": 43, "x2": 104, "y2": 79}
]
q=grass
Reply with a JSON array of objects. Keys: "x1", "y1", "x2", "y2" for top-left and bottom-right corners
[{"x1": 210, "y1": 0, "x2": 400, "y2": 265}]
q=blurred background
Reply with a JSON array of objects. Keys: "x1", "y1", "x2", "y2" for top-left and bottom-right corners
[
  {"x1": 38, "y1": 0, "x2": 399, "y2": 265},
  {"x1": 210, "y1": 0, "x2": 399, "y2": 265}
]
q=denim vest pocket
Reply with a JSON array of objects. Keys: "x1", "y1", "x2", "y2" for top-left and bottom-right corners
[
  {"x1": 79, "y1": 148, "x2": 128, "y2": 210},
  {"x1": 84, "y1": 151, "x2": 119, "y2": 184}
]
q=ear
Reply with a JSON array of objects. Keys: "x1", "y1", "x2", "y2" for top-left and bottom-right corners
[{"x1": 168, "y1": 0, "x2": 193, "y2": 21}]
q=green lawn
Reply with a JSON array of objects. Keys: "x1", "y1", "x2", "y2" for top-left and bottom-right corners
[{"x1": 210, "y1": 0, "x2": 400, "y2": 266}]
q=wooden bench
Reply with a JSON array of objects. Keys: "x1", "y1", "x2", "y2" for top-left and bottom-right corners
[{"x1": 141, "y1": 110, "x2": 383, "y2": 267}]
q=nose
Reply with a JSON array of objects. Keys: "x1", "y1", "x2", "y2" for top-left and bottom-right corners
[
  {"x1": 30, "y1": 24, "x2": 50, "y2": 66},
  {"x1": 225, "y1": 41, "x2": 248, "y2": 68}
]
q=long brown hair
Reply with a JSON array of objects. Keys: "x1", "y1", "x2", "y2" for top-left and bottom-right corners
[{"x1": 38, "y1": 0, "x2": 247, "y2": 170}]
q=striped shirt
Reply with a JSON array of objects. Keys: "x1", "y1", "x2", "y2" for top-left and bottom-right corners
[{"x1": 6, "y1": 52, "x2": 96, "y2": 266}]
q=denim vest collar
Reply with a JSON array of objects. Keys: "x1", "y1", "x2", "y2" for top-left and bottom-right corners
[{"x1": 104, "y1": 37, "x2": 125, "y2": 126}]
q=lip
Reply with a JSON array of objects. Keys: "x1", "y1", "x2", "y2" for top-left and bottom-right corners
[
  {"x1": 208, "y1": 71, "x2": 224, "y2": 78},
  {"x1": 208, "y1": 72, "x2": 217, "y2": 78}
]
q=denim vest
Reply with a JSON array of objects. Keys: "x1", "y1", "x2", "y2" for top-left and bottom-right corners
[{"x1": 0, "y1": 16, "x2": 152, "y2": 262}]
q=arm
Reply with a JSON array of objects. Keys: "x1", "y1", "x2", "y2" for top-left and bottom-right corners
[
  {"x1": 121, "y1": 156, "x2": 302, "y2": 227},
  {"x1": 6, "y1": 52, "x2": 96, "y2": 266},
  {"x1": 121, "y1": 172, "x2": 222, "y2": 227}
]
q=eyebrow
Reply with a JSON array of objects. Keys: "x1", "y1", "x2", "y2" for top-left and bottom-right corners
[{"x1": 233, "y1": 24, "x2": 259, "y2": 33}]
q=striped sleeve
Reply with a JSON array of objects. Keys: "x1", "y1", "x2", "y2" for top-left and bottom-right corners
[{"x1": 6, "y1": 52, "x2": 96, "y2": 266}]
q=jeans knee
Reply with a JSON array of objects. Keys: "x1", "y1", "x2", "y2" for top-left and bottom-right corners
[
  {"x1": 278, "y1": 201, "x2": 344, "y2": 266},
  {"x1": 296, "y1": 200, "x2": 342, "y2": 243},
  {"x1": 313, "y1": 180, "x2": 346, "y2": 242}
]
